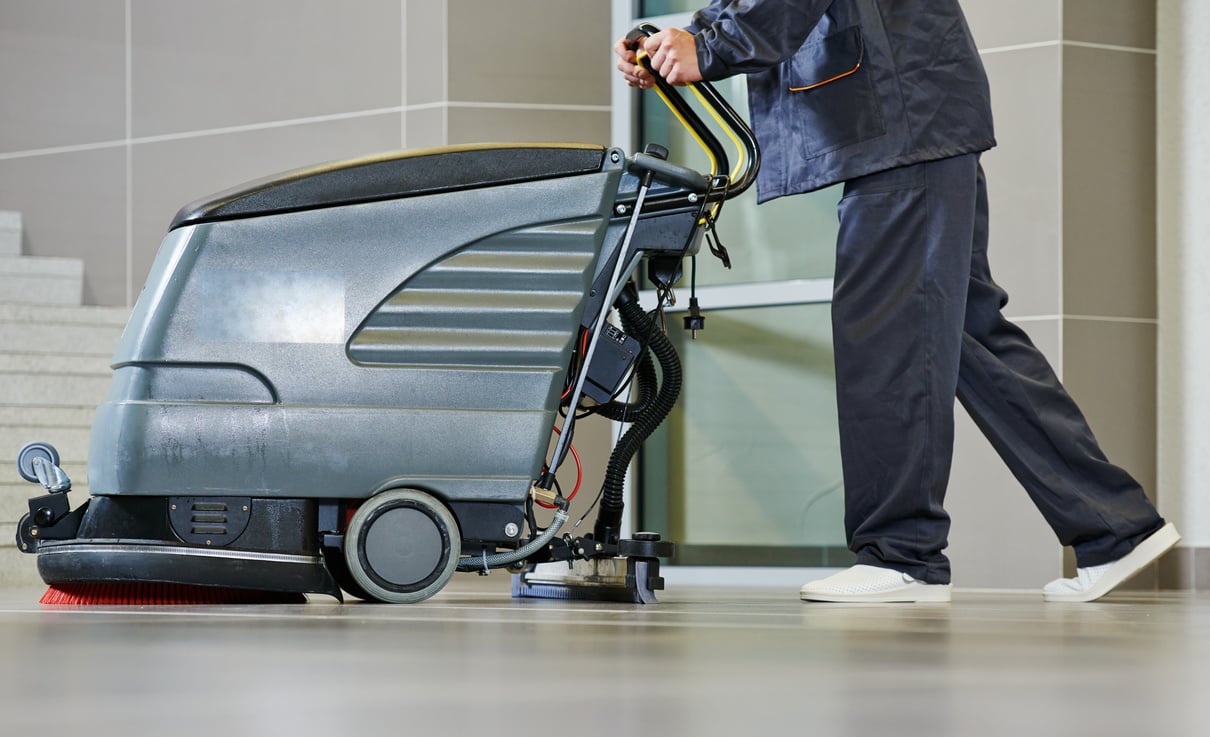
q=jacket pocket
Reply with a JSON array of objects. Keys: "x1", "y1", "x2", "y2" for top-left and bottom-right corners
[
  {"x1": 785, "y1": 25, "x2": 885, "y2": 156},
  {"x1": 788, "y1": 24, "x2": 864, "y2": 91}
]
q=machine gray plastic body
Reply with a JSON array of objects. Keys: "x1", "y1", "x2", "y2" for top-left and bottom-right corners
[{"x1": 89, "y1": 147, "x2": 626, "y2": 509}]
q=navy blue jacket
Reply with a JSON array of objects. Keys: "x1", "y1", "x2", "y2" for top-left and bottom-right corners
[{"x1": 688, "y1": 0, "x2": 996, "y2": 202}]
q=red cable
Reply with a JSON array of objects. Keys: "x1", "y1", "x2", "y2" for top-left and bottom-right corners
[{"x1": 537, "y1": 426, "x2": 582, "y2": 509}]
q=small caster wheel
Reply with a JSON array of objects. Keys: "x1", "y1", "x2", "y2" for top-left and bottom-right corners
[{"x1": 17, "y1": 442, "x2": 60, "y2": 484}]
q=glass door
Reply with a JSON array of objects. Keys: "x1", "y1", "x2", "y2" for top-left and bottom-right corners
[{"x1": 614, "y1": 4, "x2": 853, "y2": 568}]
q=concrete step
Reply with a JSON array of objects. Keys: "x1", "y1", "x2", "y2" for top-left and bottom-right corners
[
  {"x1": 0, "y1": 302, "x2": 130, "y2": 327},
  {"x1": 3, "y1": 484, "x2": 32, "y2": 520},
  {"x1": 0, "y1": 211, "x2": 20, "y2": 257},
  {"x1": 0, "y1": 254, "x2": 84, "y2": 306},
  {"x1": 0, "y1": 426, "x2": 94, "y2": 465},
  {"x1": 0, "y1": 303, "x2": 130, "y2": 361},
  {"x1": 0, "y1": 405, "x2": 97, "y2": 428},
  {"x1": 1, "y1": 486, "x2": 34, "y2": 525},
  {"x1": 0, "y1": 372, "x2": 113, "y2": 408},
  {"x1": 0, "y1": 320, "x2": 124, "y2": 357},
  {"x1": 0, "y1": 352, "x2": 114, "y2": 376}
]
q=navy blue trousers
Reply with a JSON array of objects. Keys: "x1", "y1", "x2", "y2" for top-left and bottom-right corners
[{"x1": 831, "y1": 153, "x2": 1163, "y2": 585}]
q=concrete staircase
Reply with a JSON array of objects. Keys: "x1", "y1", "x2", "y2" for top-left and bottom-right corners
[
  {"x1": 0, "y1": 211, "x2": 129, "y2": 587},
  {"x1": 1, "y1": 211, "x2": 84, "y2": 305}
]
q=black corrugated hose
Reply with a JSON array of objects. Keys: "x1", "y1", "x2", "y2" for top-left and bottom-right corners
[{"x1": 592, "y1": 290, "x2": 681, "y2": 544}]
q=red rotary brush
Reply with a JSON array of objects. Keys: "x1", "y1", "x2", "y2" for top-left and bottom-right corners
[{"x1": 41, "y1": 582, "x2": 307, "y2": 606}]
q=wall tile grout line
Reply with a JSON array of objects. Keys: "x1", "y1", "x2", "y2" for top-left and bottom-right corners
[
  {"x1": 981, "y1": 41, "x2": 1157, "y2": 56},
  {"x1": 406, "y1": 0, "x2": 411, "y2": 150},
  {"x1": 1064, "y1": 40, "x2": 1157, "y2": 55},
  {"x1": 125, "y1": 0, "x2": 134, "y2": 308},
  {"x1": 442, "y1": 0, "x2": 449, "y2": 147},
  {"x1": 0, "y1": 101, "x2": 608, "y2": 165},
  {"x1": 1057, "y1": 0, "x2": 1064, "y2": 381}
]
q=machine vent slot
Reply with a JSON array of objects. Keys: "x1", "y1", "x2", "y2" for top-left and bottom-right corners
[
  {"x1": 191, "y1": 512, "x2": 228, "y2": 524},
  {"x1": 169, "y1": 497, "x2": 251, "y2": 547},
  {"x1": 348, "y1": 219, "x2": 604, "y2": 369},
  {"x1": 191, "y1": 525, "x2": 229, "y2": 535}
]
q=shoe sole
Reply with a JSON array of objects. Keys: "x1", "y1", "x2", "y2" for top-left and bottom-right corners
[
  {"x1": 800, "y1": 584, "x2": 952, "y2": 604},
  {"x1": 1043, "y1": 522, "x2": 1181, "y2": 603}
]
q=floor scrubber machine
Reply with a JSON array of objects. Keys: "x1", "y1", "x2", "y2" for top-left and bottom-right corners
[{"x1": 13, "y1": 26, "x2": 759, "y2": 605}]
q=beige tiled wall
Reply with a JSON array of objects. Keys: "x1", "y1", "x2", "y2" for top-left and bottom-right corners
[
  {"x1": 963, "y1": 0, "x2": 1060, "y2": 47},
  {"x1": 130, "y1": 3, "x2": 403, "y2": 137},
  {"x1": 979, "y1": 46, "x2": 1063, "y2": 320},
  {"x1": 0, "y1": 1, "x2": 126, "y2": 153},
  {"x1": 1065, "y1": 0, "x2": 1157, "y2": 48},
  {"x1": 1062, "y1": 46, "x2": 1157, "y2": 321},
  {"x1": 0, "y1": 0, "x2": 612, "y2": 308},
  {"x1": 0, "y1": 1, "x2": 406, "y2": 306},
  {"x1": 437, "y1": 0, "x2": 612, "y2": 145},
  {"x1": 446, "y1": 1, "x2": 610, "y2": 108}
]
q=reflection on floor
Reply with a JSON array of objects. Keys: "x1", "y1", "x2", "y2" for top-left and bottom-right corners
[{"x1": 0, "y1": 577, "x2": 1206, "y2": 737}]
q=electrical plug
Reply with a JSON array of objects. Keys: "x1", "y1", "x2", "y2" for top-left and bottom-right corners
[{"x1": 682, "y1": 297, "x2": 705, "y2": 339}]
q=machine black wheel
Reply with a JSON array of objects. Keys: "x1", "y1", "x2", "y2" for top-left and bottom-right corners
[
  {"x1": 343, "y1": 489, "x2": 460, "y2": 604},
  {"x1": 16, "y1": 442, "x2": 60, "y2": 484}
]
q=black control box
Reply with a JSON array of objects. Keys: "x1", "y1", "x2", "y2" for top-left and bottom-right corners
[{"x1": 583, "y1": 324, "x2": 641, "y2": 403}]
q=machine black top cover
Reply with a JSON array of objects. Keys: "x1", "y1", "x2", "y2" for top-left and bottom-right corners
[{"x1": 171, "y1": 144, "x2": 608, "y2": 230}]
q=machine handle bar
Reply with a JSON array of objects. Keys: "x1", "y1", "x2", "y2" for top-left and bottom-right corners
[{"x1": 625, "y1": 23, "x2": 761, "y2": 201}]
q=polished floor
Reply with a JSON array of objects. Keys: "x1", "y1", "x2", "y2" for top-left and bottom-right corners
[{"x1": 1, "y1": 576, "x2": 1207, "y2": 737}]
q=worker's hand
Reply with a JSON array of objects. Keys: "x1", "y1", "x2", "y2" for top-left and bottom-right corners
[
  {"x1": 614, "y1": 28, "x2": 702, "y2": 88},
  {"x1": 643, "y1": 28, "x2": 702, "y2": 86},
  {"x1": 614, "y1": 36, "x2": 654, "y2": 89}
]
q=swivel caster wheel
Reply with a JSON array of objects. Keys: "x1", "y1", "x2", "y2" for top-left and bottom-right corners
[
  {"x1": 343, "y1": 489, "x2": 461, "y2": 603},
  {"x1": 17, "y1": 442, "x2": 60, "y2": 484}
]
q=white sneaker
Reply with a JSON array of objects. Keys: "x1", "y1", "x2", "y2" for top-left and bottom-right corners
[
  {"x1": 800, "y1": 564, "x2": 952, "y2": 603},
  {"x1": 1043, "y1": 522, "x2": 1181, "y2": 602}
]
